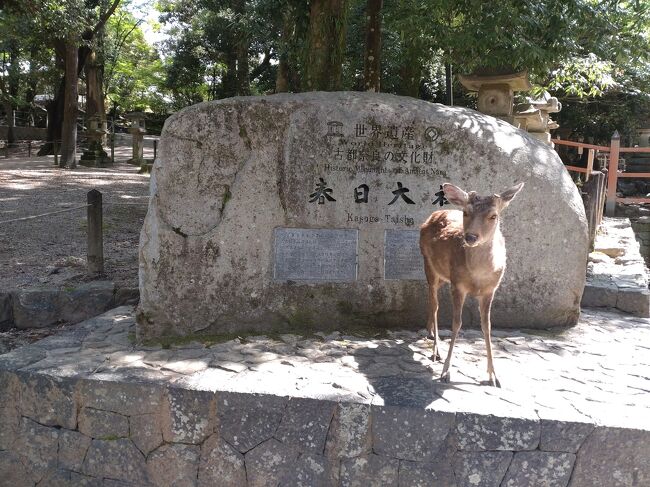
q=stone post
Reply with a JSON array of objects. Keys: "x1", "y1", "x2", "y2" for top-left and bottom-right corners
[
  {"x1": 126, "y1": 112, "x2": 147, "y2": 167},
  {"x1": 87, "y1": 189, "x2": 104, "y2": 274},
  {"x1": 606, "y1": 131, "x2": 621, "y2": 217}
]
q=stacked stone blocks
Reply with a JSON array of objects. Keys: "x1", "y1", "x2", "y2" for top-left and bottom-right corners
[{"x1": 0, "y1": 367, "x2": 647, "y2": 486}]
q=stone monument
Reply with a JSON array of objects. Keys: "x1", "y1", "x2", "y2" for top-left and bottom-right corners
[{"x1": 137, "y1": 92, "x2": 588, "y2": 340}]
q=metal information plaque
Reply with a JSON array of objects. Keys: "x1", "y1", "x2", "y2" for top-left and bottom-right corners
[
  {"x1": 273, "y1": 228, "x2": 358, "y2": 281},
  {"x1": 384, "y1": 229, "x2": 427, "y2": 280}
]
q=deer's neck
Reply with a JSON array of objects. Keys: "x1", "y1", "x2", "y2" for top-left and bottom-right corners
[{"x1": 465, "y1": 226, "x2": 506, "y2": 273}]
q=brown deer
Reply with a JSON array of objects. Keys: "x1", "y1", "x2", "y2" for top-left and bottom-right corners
[{"x1": 419, "y1": 182, "x2": 524, "y2": 387}]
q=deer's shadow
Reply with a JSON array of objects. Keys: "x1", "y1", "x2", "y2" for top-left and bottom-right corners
[{"x1": 351, "y1": 341, "x2": 479, "y2": 408}]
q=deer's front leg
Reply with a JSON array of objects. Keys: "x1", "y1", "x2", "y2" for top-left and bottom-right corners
[
  {"x1": 425, "y1": 274, "x2": 442, "y2": 362},
  {"x1": 440, "y1": 286, "x2": 466, "y2": 383},
  {"x1": 479, "y1": 293, "x2": 500, "y2": 388}
]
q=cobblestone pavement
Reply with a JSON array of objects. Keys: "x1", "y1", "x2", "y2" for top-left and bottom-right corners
[{"x1": 2, "y1": 305, "x2": 648, "y2": 431}]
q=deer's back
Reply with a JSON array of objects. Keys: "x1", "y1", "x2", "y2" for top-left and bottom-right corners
[{"x1": 419, "y1": 210, "x2": 465, "y2": 281}]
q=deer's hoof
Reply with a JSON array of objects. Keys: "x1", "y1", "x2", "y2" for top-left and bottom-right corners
[
  {"x1": 440, "y1": 372, "x2": 450, "y2": 383},
  {"x1": 432, "y1": 352, "x2": 442, "y2": 362},
  {"x1": 488, "y1": 378, "x2": 501, "y2": 388},
  {"x1": 426, "y1": 332, "x2": 435, "y2": 340}
]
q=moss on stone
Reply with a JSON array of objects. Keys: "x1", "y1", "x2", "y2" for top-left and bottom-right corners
[
  {"x1": 438, "y1": 139, "x2": 454, "y2": 155},
  {"x1": 286, "y1": 308, "x2": 314, "y2": 328}
]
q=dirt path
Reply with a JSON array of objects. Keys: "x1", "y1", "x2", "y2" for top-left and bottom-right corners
[{"x1": 0, "y1": 142, "x2": 154, "y2": 291}]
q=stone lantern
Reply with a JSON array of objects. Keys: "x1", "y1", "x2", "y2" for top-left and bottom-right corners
[
  {"x1": 458, "y1": 71, "x2": 532, "y2": 125},
  {"x1": 637, "y1": 127, "x2": 650, "y2": 147},
  {"x1": 80, "y1": 115, "x2": 110, "y2": 167},
  {"x1": 126, "y1": 111, "x2": 147, "y2": 166},
  {"x1": 527, "y1": 94, "x2": 562, "y2": 144},
  {"x1": 513, "y1": 93, "x2": 562, "y2": 145}
]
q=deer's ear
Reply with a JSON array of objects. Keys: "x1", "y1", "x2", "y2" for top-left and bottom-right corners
[
  {"x1": 498, "y1": 182, "x2": 524, "y2": 209},
  {"x1": 442, "y1": 183, "x2": 469, "y2": 207}
]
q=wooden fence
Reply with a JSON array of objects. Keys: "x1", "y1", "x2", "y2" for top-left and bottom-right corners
[{"x1": 554, "y1": 132, "x2": 650, "y2": 217}]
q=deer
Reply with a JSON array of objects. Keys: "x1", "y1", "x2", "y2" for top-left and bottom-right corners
[{"x1": 419, "y1": 182, "x2": 524, "y2": 387}]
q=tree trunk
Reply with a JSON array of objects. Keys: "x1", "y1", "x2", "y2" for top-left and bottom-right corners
[
  {"x1": 304, "y1": 0, "x2": 349, "y2": 91},
  {"x1": 39, "y1": 45, "x2": 90, "y2": 156},
  {"x1": 398, "y1": 62, "x2": 420, "y2": 98},
  {"x1": 276, "y1": 58, "x2": 290, "y2": 93},
  {"x1": 38, "y1": 81, "x2": 65, "y2": 156},
  {"x1": 445, "y1": 63, "x2": 453, "y2": 105},
  {"x1": 60, "y1": 40, "x2": 78, "y2": 168},
  {"x1": 397, "y1": 42, "x2": 421, "y2": 98},
  {"x1": 363, "y1": 0, "x2": 382, "y2": 92},
  {"x1": 85, "y1": 51, "x2": 104, "y2": 121},
  {"x1": 85, "y1": 48, "x2": 107, "y2": 142},
  {"x1": 3, "y1": 102, "x2": 15, "y2": 146},
  {"x1": 236, "y1": 40, "x2": 251, "y2": 96},
  {"x1": 276, "y1": 8, "x2": 293, "y2": 93},
  {"x1": 222, "y1": 49, "x2": 238, "y2": 98}
]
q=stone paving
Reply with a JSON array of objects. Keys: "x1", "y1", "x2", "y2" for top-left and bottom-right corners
[{"x1": 1, "y1": 305, "x2": 650, "y2": 486}]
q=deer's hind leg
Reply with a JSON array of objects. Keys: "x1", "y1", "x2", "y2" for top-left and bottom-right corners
[{"x1": 424, "y1": 266, "x2": 442, "y2": 362}]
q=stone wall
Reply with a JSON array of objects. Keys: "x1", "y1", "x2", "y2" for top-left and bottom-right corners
[
  {"x1": 1, "y1": 306, "x2": 649, "y2": 487},
  {"x1": 582, "y1": 217, "x2": 650, "y2": 316},
  {"x1": 138, "y1": 92, "x2": 588, "y2": 340},
  {"x1": 1, "y1": 368, "x2": 647, "y2": 487},
  {"x1": 0, "y1": 282, "x2": 139, "y2": 331}
]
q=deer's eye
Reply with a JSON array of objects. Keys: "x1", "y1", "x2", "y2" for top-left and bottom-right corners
[
  {"x1": 489, "y1": 215, "x2": 498, "y2": 220},
  {"x1": 463, "y1": 211, "x2": 468, "y2": 217}
]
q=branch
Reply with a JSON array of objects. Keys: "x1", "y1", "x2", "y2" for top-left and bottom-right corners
[
  {"x1": 104, "y1": 19, "x2": 144, "y2": 94},
  {"x1": 93, "y1": 0, "x2": 121, "y2": 35}
]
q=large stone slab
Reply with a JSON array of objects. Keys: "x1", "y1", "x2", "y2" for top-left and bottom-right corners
[
  {"x1": 138, "y1": 92, "x2": 587, "y2": 339},
  {"x1": 569, "y1": 427, "x2": 650, "y2": 486}
]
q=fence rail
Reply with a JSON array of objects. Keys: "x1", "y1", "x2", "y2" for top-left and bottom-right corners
[{"x1": 0, "y1": 190, "x2": 148, "y2": 274}]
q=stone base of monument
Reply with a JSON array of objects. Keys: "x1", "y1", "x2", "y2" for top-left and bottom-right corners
[
  {"x1": 1, "y1": 306, "x2": 649, "y2": 486},
  {"x1": 79, "y1": 142, "x2": 112, "y2": 167},
  {"x1": 126, "y1": 157, "x2": 145, "y2": 166}
]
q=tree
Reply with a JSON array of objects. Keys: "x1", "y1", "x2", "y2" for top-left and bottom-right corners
[
  {"x1": 304, "y1": 0, "x2": 349, "y2": 91},
  {"x1": 104, "y1": 7, "x2": 166, "y2": 114},
  {"x1": 11, "y1": 0, "x2": 121, "y2": 165},
  {"x1": 363, "y1": 0, "x2": 382, "y2": 92}
]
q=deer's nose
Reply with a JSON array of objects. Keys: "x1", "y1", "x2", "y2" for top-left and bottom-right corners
[{"x1": 464, "y1": 233, "x2": 478, "y2": 245}]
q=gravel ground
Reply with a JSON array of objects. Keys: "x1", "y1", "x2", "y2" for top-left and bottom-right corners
[
  {"x1": 0, "y1": 141, "x2": 154, "y2": 352},
  {"x1": 0, "y1": 142, "x2": 153, "y2": 291}
]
